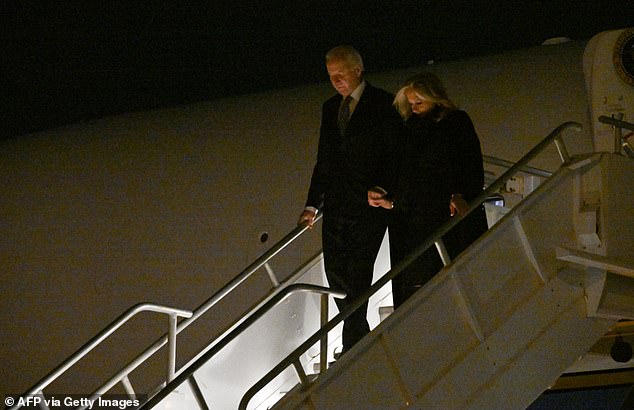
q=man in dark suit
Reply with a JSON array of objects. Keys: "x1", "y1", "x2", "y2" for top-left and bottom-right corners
[{"x1": 298, "y1": 45, "x2": 402, "y2": 355}]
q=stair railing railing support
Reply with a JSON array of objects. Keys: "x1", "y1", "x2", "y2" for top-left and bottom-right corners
[
  {"x1": 167, "y1": 313, "x2": 179, "y2": 383},
  {"x1": 264, "y1": 262, "x2": 281, "y2": 288},
  {"x1": 554, "y1": 134, "x2": 571, "y2": 163},
  {"x1": 435, "y1": 239, "x2": 452, "y2": 267},
  {"x1": 319, "y1": 293, "x2": 329, "y2": 374},
  {"x1": 120, "y1": 375, "x2": 136, "y2": 398}
]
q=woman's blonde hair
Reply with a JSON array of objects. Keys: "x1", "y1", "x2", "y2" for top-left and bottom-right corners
[{"x1": 393, "y1": 72, "x2": 456, "y2": 120}]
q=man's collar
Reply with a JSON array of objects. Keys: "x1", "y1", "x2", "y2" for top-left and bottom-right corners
[{"x1": 349, "y1": 80, "x2": 366, "y2": 101}]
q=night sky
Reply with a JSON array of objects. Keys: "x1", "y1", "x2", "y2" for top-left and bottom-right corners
[{"x1": 2, "y1": 1, "x2": 634, "y2": 139}]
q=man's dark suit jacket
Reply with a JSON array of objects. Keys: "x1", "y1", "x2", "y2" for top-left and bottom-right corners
[
  {"x1": 303, "y1": 81, "x2": 402, "y2": 352},
  {"x1": 305, "y1": 82, "x2": 401, "y2": 217}
]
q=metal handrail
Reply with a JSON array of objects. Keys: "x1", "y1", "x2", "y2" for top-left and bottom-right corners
[
  {"x1": 140, "y1": 283, "x2": 346, "y2": 408},
  {"x1": 10, "y1": 303, "x2": 193, "y2": 410},
  {"x1": 483, "y1": 155, "x2": 553, "y2": 178},
  {"x1": 13, "y1": 214, "x2": 322, "y2": 408},
  {"x1": 91, "y1": 215, "x2": 323, "y2": 396},
  {"x1": 238, "y1": 121, "x2": 583, "y2": 410}
]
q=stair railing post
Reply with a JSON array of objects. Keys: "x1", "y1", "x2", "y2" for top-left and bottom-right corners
[
  {"x1": 36, "y1": 391, "x2": 49, "y2": 410},
  {"x1": 292, "y1": 361, "x2": 310, "y2": 387},
  {"x1": 319, "y1": 293, "x2": 328, "y2": 374},
  {"x1": 187, "y1": 375, "x2": 211, "y2": 410},
  {"x1": 167, "y1": 313, "x2": 178, "y2": 383},
  {"x1": 264, "y1": 262, "x2": 280, "y2": 288},
  {"x1": 554, "y1": 135, "x2": 571, "y2": 164},
  {"x1": 435, "y1": 239, "x2": 452, "y2": 267},
  {"x1": 120, "y1": 375, "x2": 136, "y2": 398}
]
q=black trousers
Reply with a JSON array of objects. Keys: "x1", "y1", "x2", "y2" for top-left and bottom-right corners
[{"x1": 322, "y1": 211, "x2": 387, "y2": 353}]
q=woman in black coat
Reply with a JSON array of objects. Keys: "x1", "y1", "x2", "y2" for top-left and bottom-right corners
[{"x1": 368, "y1": 72, "x2": 488, "y2": 308}]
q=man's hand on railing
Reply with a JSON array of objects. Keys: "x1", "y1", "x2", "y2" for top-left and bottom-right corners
[
  {"x1": 297, "y1": 209, "x2": 317, "y2": 228},
  {"x1": 368, "y1": 187, "x2": 394, "y2": 209}
]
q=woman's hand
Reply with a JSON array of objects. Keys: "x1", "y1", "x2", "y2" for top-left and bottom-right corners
[{"x1": 449, "y1": 193, "x2": 469, "y2": 216}]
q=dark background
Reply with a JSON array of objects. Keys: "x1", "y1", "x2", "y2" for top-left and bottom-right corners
[{"x1": 2, "y1": 1, "x2": 633, "y2": 140}]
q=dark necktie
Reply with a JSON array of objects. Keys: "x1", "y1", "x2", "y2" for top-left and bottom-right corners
[{"x1": 338, "y1": 96, "x2": 352, "y2": 135}]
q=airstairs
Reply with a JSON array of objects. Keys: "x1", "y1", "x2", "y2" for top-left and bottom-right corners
[
  {"x1": 263, "y1": 152, "x2": 634, "y2": 410},
  {"x1": 11, "y1": 121, "x2": 634, "y2": 410},
  {"x1": 234, "y1": 124, "x2": 634, "y2": 410}
]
